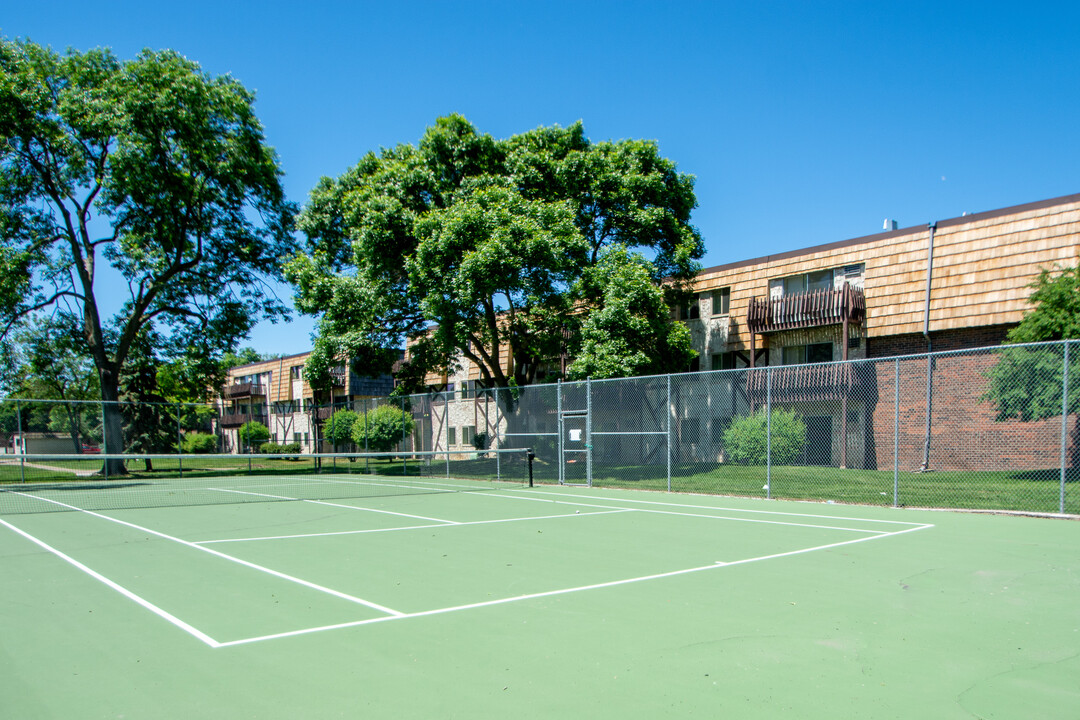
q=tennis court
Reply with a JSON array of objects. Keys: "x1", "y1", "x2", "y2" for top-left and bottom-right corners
[{"x1": 1, "y1": 452, "x2": 1078, "y2": 718}]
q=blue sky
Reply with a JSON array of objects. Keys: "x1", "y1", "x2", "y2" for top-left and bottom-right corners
[{"x1": 5, "y1": 1, "x2": 1079, "y2": 356}]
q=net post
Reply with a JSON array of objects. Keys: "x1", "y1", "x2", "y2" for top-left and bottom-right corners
[{"x1": 528, "y1": 448, "x2": 535, "y2": 487}]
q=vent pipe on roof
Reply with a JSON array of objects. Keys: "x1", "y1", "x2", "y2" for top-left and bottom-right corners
[
  {"x1": 920, "y1": 222, "x2": 938, "y2": 472},
  {"x1": 883, "y1": 219, "x2": 898, "y2": 231}
]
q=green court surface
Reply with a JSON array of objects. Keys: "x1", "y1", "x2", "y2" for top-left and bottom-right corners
[{"x1": 1, "y1": 478, "x2": 1078, "y2": 719}]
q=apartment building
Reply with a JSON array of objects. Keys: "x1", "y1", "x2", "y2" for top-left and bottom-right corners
[
  {"x1": 218, "y1": 352, "x2": 396, "y2": 452},
  {"x1": 420, "y1": 192, "x2": 1080, "y2": 471}
]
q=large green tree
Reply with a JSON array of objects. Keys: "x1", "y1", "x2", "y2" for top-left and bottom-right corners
[
  {"x1": 287, "y1": 115, "x2": 702, "y2": 391},
  {"x1": 984, "y1": 260, "x2": 1080, "y2": 421},
  {"x1": 0, "y1": 39, "x2": 294, "y2": 472}
]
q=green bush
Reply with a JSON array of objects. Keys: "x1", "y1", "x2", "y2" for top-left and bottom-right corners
[
  {"x1": 238, "y1": 420, "x2": 270, "y2": 450},
  {"x1": 261, "y1": 442, "x2": 302, "y2": 459},
  {"x1": 722, "y1": 409, "x2": 806, "y2": 466},
  {"x1": 181, "y1": 432, "x2": 218, "y2": 454},
  {"x1": 324, "y1": 409, "x2": 359, "y2": 448},
  {"x1": 351, "y1": 404, "x2": 416, "y2": 453}
]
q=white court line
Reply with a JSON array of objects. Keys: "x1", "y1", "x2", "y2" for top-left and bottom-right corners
[
  {"x1": 478, "y1": 491, "x2": 904, "y2": 534},
  {"x1": 194, "y1": 509, "x2": 634, "y2": 545},
  {"x1": 209, "y1": 487, "x2": 460, "y2": 524},
  {"x1": 0, "y1": 517, "x2": 222, "y2": 648},
  {"x1": 516, "y1": 488, "x2": 931, "y2": 526},
  {"x1": 4, "y1": 491, "x2": 404, "y2": 617},
  {"x1": 215, "y1": 522, "x2": 933, "y2": 648}
]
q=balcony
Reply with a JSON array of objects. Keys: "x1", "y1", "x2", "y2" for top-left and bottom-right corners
[
  {"x1": 747, "y1": 284, "x2": 864, "y2": 334},
  {"x1": 222, "y1": 382, "x2": 266, "y2": 399},
  {"x1": 328, "y1": 369, "x2": 347, "y2": 388},
  {"x1": 220, "y1": 413, "x2": 267, "y2": 428},
  {"x1": 745, "y1": 362, "x2": 873, "y2": 403}
]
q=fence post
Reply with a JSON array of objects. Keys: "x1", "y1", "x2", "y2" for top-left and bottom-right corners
[
  {"x1": 16, "y1": 399, "x2": 24, "y2": 483},
  {"x1": 557, "y1": 380, "x2": 564, "y2": 486},
  {"x1": 666, "y1": 374, "x2": 672, "y2": 492},
  {"x1": 893, "y1": 359, "x2": 900, "y2": 507},
  {"x1": 177, "y1": 402, "x2": 183, "y2": 479},
  {"x1": 586, "y1": 376, "x2": 593, "y2": 488},
  {"x1": 101, "y1": 400, "x2": 109, "y2": 482},
  {"x1": 1061, "y1": 341, "x2": 1070, "y2": 515},
  {"x1": 766, "y1": 366, "x2": 772, "y2": 499},
  {"x1": 445, "y1": 391, "x2": 451, "y2": 479}
]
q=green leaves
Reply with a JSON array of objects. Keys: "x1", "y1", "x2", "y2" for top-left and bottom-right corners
[
  {"x1": 567, "y1": 246, "x2": 696, "y2": 380},
  {"x1": 983, "y1": 260, "x2": 1080, "y2": 422},
  {"x1": 0, "y1": 37, "x2": 292, "y2": 418},
  {"x1": 292, "y1": 115, "x2": 702, "y2": 388}
]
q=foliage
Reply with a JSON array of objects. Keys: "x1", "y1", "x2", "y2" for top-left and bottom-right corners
[
  {"x1": 323, "y1": 409, "x2": 358, "y2": 447},
  {"x1": 567, "y1": 246, "x2": 696, "y2": 379},
  {"x1": 0, "y1": 38, "x2": 293, "y2": 469},
  {"x1": 471, "y1": 431, "x2": 490, "y2": 451},
  {"x1": 8, "y1": 318, "x2": 100, "y2": 451},
  {"x1": 120, "y1": 329, "x2": 177, "y2": 461},
  {"x1": 350, "y1": 404, "x2": 415, "y2": 453},
  {"x1": 181, "y1": 432, "x2": 218, "y2": 454},
  {"x1": 984, "y1": 261, "x2": 1080, "y2": 421},
  {"x1": 238, "y1": 420, "x2": 270, "y2": 449},
  {"x1": 288, "y1": 115, "x2": 702, "y2": 389},
  {"x1": 260, "y1": 441, "x2": 302, "y2": 458},
  {"x1": 721, "y1": 410, "x2": 806, "y2": 466}
]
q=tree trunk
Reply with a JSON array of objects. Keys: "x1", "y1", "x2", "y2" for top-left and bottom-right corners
[{"x1": 99, "y1": 369, "x2": 127, "y2": 476}]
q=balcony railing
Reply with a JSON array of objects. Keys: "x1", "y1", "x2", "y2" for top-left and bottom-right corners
[
  {"x1": 328, "y1": 369, "x2": 347, "y2": 388},
  {"x1": 745, "y1": 362, "x2": 872, "y2": 403},
  {"x1": 222, "y1": 382, "x2": 266, "y2": 399},
  {"x1": 220, "y1": 412, "x2": 267, "y2": 428},
  {"x1": 747, "y1": 284, "x2": 865, "y2": 334}
]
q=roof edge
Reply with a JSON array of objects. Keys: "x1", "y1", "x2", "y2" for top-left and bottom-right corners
[{"x1": 697, "y1": 191, "x2": 1080, "y2": 277}]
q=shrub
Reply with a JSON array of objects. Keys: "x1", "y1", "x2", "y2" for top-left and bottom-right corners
[
  {"x1": 261, "y1": 442, "x2": 302, "y2": 459},
  {"x1": 324, "y1": 409, "x2": 359, "y2": 448},
  {"x1": 181, "y1": 432, "x2": 218, "y2": 454},
  {"x1": 238, "y1": 420, "x2": 270, "y2": 450},
  {"x1": 351, "y1": 404, "x2": 416, "y2": 453},
  {"x1": 722, "y1": 409, "x2": 806, "y2": 466}
]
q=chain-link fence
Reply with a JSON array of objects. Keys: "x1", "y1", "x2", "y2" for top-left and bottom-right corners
[{"x1": 1, "y1": 341, "x2": 1076, "y2": 513}]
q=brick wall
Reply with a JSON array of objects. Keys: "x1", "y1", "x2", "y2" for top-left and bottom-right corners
[
  {"x1": 865, "y1": 348, "x2": 1075, "y2": 472},
  {"x1": 867, "y1": 325, "x2": 1015, "y2": 359}
]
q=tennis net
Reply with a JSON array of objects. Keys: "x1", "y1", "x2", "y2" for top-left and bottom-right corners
[{"x1": 0, "y1": 448, "x2": 532, "y2": 514}]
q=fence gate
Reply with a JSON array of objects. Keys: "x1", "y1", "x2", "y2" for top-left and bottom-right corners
[{"x1": 559, "y1": 410, "x2": 590, "y2": 486}]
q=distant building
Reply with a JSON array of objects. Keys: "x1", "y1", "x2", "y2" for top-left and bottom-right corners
[{"x1": 216, "y1": 352, "x2": 397, "y2": 453}]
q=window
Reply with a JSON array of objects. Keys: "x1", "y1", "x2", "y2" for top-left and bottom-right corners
[
  {"x1": 461, "y1": 380, "x2": 477, "y2": 399},
  {"x1": 711, "y1": 417, "x2": 731, "y2": 444},
  {"x1": 782, "y1": 343, "x2": 833, "y2": 365},
  {"x1": 290, "y1": 366, "x2": 302, "y2": 380},
  {"x1": 672, "y1": 299, "x2": 699, "y2": 321},
  {"x1": 679, "y1": 418, "x2": 700, "y2": 444},
  {"x1": 711, "y1": 287, "x2": 730, "y2": 316},
  {"x1": 447, "y1": 427, "x2": 457, "y2": 446},
  {"x1": 462, "y1": 426, "x2": 475, "y2": 447},
  {"x1": 783, "y1": 268, "x2": 834, "y2": 295},
  {"x1": 711, "y1": 352, "x2": 737, "y2": 371}
]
